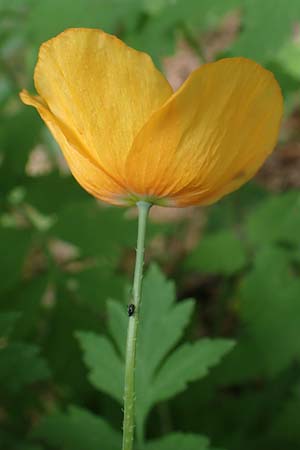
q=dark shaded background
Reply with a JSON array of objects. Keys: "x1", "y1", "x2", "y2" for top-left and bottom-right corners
[{"x1": 1, "y1": 1, "x2": 300, "y2": 449}]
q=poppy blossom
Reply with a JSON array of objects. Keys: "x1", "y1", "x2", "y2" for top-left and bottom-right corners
[{"x1": 20, "y1": 28, "x2": 283, "y2": 207}]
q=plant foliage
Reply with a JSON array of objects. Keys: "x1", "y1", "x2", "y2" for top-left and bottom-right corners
[{"x1": 1, "y1": 1, "x2": 300, "y2": 449}]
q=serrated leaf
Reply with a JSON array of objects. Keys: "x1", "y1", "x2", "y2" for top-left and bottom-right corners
[
  {"x1": 145, "y1": 432, "x2": 210, "y2": 450},
  {"x1": 151, "y1": 339, "x2": 235, "y2": 404},
  {"x1": 78, "y1": 266, "x2": 232, "y2": 442},
  {"x1": 185, "y1": 230, "x2": 247, "y2": 275},
  {"x1": 33, "y1": 406, "x2": 121, "y2": 450},
  {"x1": 135, "y1": 266, "x2": 198, "y2": 437},
  {"x1": 76, "y1": 331, "x2": 123, "y2": 403},
  {"x1": 79, "y1": 265, "x2": 234, "y2": 442},
  {"x1": 138, "y1": 265, "x2": 195, "y2": 377}
]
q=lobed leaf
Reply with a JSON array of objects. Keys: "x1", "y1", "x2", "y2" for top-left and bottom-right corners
[
  {"x1": 33, "y1": 406, "x2": 121, "y2": 450},
  {"x1": 76, "y1": 331, "x2": 124, "y2": 403},
  {"x1": 151, "y1": 339, "x2": 235, "y2": 404},
  {"x1": 78, "y1": 265, "x2": 234, "y2": 441}
]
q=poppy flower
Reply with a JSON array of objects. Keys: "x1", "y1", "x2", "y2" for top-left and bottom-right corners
[{"x1": 20, "y1": 28, "x2": 283, "y2": 207}]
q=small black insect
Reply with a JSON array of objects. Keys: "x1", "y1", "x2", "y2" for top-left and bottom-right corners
[{"x1": 128, "y1": 304, "x2": 135, "y2": 317}]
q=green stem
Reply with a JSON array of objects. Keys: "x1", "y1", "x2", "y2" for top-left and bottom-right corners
[{"x1": 122, "y1": 201, "x2": 151, "y2": 450}]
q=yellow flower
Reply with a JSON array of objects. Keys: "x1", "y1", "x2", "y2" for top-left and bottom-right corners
[{"x1": 20, "y1": 28, "x2": 283, "y2": 207}]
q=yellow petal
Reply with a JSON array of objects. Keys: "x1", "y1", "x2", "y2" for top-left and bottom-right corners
[
  {"x1": 125, "y1": 57, "x2": 283, "y2": 206},
  {"x1": 30, "y1": 28, "x2": 173, "y2": 185},
  {"x1": 20, "y1": 90, "x2": 128, "y2": 205}
]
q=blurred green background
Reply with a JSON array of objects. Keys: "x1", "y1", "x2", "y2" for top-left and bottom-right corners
[{"x1": 1, "y1": 1, "x2": 300, "y2": 449}]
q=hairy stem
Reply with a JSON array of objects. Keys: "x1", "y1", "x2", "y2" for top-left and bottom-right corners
[{"x1": 122, "y1": 201, "x2": 151, "y2": 450}]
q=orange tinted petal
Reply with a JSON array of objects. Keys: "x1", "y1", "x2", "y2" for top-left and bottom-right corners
[
  {"x1": 125, "y1": 58, "x2": 283, "y2": 206},
  {"x1": 20, "y1": 90, "x2": 128, "y2": 205},
  {"x1": 31, "y1": 28, "x2": 173, "y2": 183}
]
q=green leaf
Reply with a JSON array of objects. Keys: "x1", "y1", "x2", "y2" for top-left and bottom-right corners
[
  {"x1": 0, "y1": 312, "x2": 20, "y2": 338},
  {"x1": 71, "y1": 265, "x2": 125, "y2": 310},
  {"x1": 2, "y1": 276, "x2": 47, "y2": 339},
  {"x1": 128, "y1": 0, "x2": 237, "y2": 65},
  {"x1": 15, "y1": 445, "x2": 43, "y2": 450},
  {"x1": 151, "y1": 339, "x2": 235, "y2": 404},
  {"x1": 135, "y1": 266, "x2": 202, "y2": 436},
  {"x1": 140, "y1": 0, "x2": 237, "y2": 31},
  {"x1": 0, "y1": 429, "x2": 43, "y2": 450},
  {"x1": 240, "y1": 246, "x2": 300, "y2": 376},
  {"x1": 229, "y1": 0, "x2": 300, "y2": 63},
  {"x1": 269, "y1": 64, "x2": 300, "y2": 104},
  {"x1": 214, "y1": 337, "x2": 267, "y2": 385},
  {"x1": 206, "y1": 184, "x2": 267, "y2": 232},
  {"x1": 142, "y1": 0, "x2": 169, "y2": 15},
  {"x1": 52, "y1": 200, "x2": 137, "y2": 263},
  {"x1": 185, "y1": 230, "x2": 247, "y2": 275},
  {"x1": 78, "y1": 265, "x2": 234, "y2": 440},
  {"x1": 138, "y1": 265, "x2": 195, "y2": 378},
  {"x1": 44, "y1": 285, "x2": 103, "y2": 394},
  {"x1": 107, "y1": 298, "x2": 128, "y2": 359},
  {"x1": 276, "y1": 41, "x2": 300, "y2": 80},
  {"x1": 0, "y1": 227, "x2": 32, "y2": 293},
  {"x1": 25, "y1": 172, "x2": 86, "y2": 215},
  {"x1": 0, "y1": 109, "x2": 41, "y2": 179},
  {"x1": 220, "y1": 245, "x2": 300, "y2": 381},
  {"x1": 52, "y1": 200, "x2": 167, "y2": 268},
  {"x1": 16, "y1": 446, "x2": 43, "y2": 450},
  {"x1": 76, "y1": 331, "x2": 124, "y2": 403},
  {"x1": 126, "y1": 19, "x2": 176, "y2": 67},
  {"x1": 271, "y1": 387, "x2": 300, "y2": 443},
  {"x1": 33, "y1": 406, "x2": 121, "y2": 450},
  {"x1": 145, "y1": 432, "x2": 210, "y2": 450},
  {"x1": 0, "y1": 342, "x2": 50, "y2": 393},
  {"x1": 27, "y1": 0, "x2": 142, "y2": 46},
  {"x1": 246, "y1": 191, "x2": 300, "y2": 246}
]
